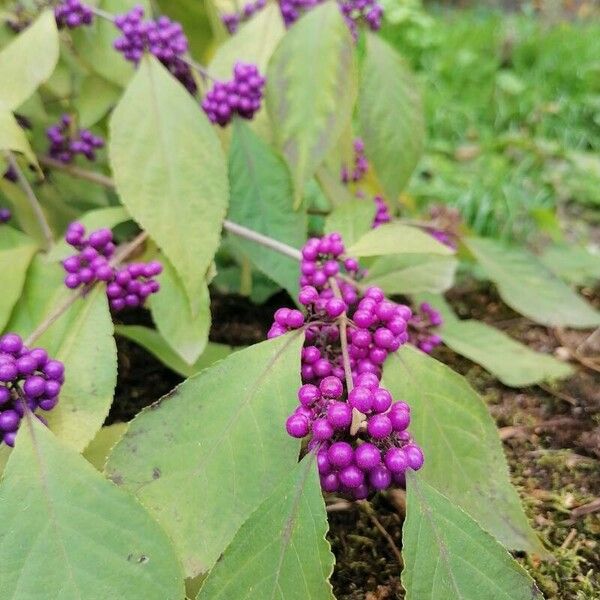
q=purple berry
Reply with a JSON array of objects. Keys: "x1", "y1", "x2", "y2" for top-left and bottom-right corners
[
  {"x1": 327, "y1": 442, "x2": 354, "y2": 468},
  {"x1": 286, "y1": 414, "x2": 309, "y2": 438},
  {"x1": 354, "y1": 443, "x2": 381, "y2": 470},
  {"x1": 326, "y1": 401, "x2": 352, "y2": 429},
  {"x1": 339, "y1": 465, "x2": 364, "y2": 489},
  {"x1": 367, "y1": 414, "x2": 392, "y2": 439}
]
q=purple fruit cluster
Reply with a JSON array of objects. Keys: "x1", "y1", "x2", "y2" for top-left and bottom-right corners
[
  {"x1": 63, "y1": 222, "x2": 115, "y2": 290},
  {"x1": 341, "y1": 138, "x2": 369, "y2": 184},
  {"x1": 429, "y1": 228, "x2": 457, "y2": 250},
  {"x1": 408, "y1": 302, "x2": 443, "y2": 354},
  {"x1": 106, "y1": 262, "x2": 162, "y2": 312},
  {"x1": 279, "y1": 0, "x2": 324, "y2": 27},
  {"x1": 114, "y1": 6, "x2": 196, "y2": 94},
  {"x1": 201, "y1": 62, "x2": 265, "y2": 127},
  {"x1": 54, "y1": 0, "x2": 93, "y2": 29},
  {"x1": 0, "y1": 333, "x2": 64, "y2": 447},
  {"x1": 269, "y1": 233, "x2": 424, "y2": 499},
  {"x1": 339, "y1": 0, "x2": 383, "y2": 38},
  {"x1": 0, "y1": 207, "x2": 11, "y2": 224},
  {"x1": 222, "y1": 0, "x2": 266, "y2": 33},
  {"x1": 372, "y1": 196, "x2": 391, "y2": 228},
  {"x1": 46, "y1": 115, "x2": 104, "y2": 164},
  {"x1": 62, "y1": 223, "x2": 162, "y2": 311}
]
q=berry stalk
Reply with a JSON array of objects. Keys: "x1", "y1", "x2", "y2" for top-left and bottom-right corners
[{"x1": 3, "y1": 151, "x2": 53, "y2": 251}]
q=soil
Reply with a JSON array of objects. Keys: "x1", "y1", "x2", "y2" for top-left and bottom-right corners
[{"x1": 107, "y1": 285, "x2": 600, "y2": 600}]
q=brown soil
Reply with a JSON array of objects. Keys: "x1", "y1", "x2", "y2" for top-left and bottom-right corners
[{"x1": 107, "y1": 284, "x2": 600, "y2": 600}]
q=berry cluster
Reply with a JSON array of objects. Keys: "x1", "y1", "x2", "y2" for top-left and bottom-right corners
[
  {"x1": 62, "y1": 223, "x2": 162, "y2": 311},
  {"x1": 408, "y1": 302, "x2": 443, "y2": 354},
  {"x1": 0, "y1": 333, "x2": 64, "y2": 447},
  {"x1": 279, "y1": 0, "x2": 324, "y2": 27},
  {"x1": 339, "y1": 0, "x2": 383, "y2": 38},
  {"x1": 46, "y1": 115, "x2": 104, "y2": 164},
  {"x1": 340, "y1": 138, "x2": 369, "y2": 184},
  {"x1": 54, "y1": 0, "x2": 94, "y2": 29},
  {"x1": 62, "y1": 223, "x2": 115, "y2": 290},
  {"x1": 222, "y1": 0, "x2": 266, "y2": 33},
  {"x1": 269, "y1": 233, "x2": 423, "y2": 499},
  {"x1": 0, "y1": 207, "x2": 11, "y2": 224},
  {"x1": 201, "y1": 63, "x2": 265, "y2": 127},
  {"x1": 114, "y1": 6, "x2": 196, "y2": 94},
  {"x1": 372, "y1": 196, "x2": 391, "y2": 228},
  {"x1": 106, "y1": 262, "x2": 162, "y2": 312}
]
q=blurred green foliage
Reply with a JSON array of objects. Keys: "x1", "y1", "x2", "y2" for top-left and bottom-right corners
[{"x1": 382, "y1": 3, "x2": 600, "y2": 240}]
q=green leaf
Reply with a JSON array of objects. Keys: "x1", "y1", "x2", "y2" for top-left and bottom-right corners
[
  {"x1": 384, "y1": 347, "x2": 545, "y2": 554},
  {"x1": 363, "y1": 254, "x2": 457, "y2": 294},
  {"x1": 358, "y1": 33, "x2": 424, "y2": 200},
  {"x1": 0, "y1": 180, "x2": 49, "y2": 247},
  {"x1": 105, "y1": 334, "x2": 304, "y2": 577},
  {"x1": 197, "y1": 456, "x2": 334, "y2": 600},
  {"x1": 402, "y1": 474, "x2": 544, "y2": 600},
  {"x1": 78, "y1": 74, "x2": 122, "y2": 127},
  {"x1": 209, "y1": 4, "x2": 285, "y2": 79},
  {"x1": 228, "y1": 121, "x2": 306, "y2": 298},
  {"x1": 324, "y1": 198, "x2": 376, "y2": 247},
  {"x1": 348, "y1": 223, "x2": 453, "y2": 257},
  {"x1": 0, "y1": 227, "x2": 37, "y2": 331},
  {"x1": 266, "y1": 2, "x2": 357, "y2": 207},
  {"x1": 115, "y1": 325, "x2": 236, "y2": 378},
  {"x1": 464, "y1": 237, "x2": 600, "y2": 328},
  {"x1": 7, "y1": 259, "x2": 117, "y2": 451},
  {"x1": 46, "y1": 206, "x2": 130, "y2": 262},
  {"x1": 149, "y1": 257, "x2": 210, "y2": 365},
  {"x1": 83, "y1": 422, "x2": 128, "y2": 471},
  {"x1": 110, "y1": 56, "x2": 228, "y2": 315},
  {"x1": 0, "y1": 111, "x2": 38, "y2": 167},
  {"x1": 0, "y1": 10, "x2": 59, "y2": 112},
  {"x1": 419, "y1": 294, "x2": 573, "y2": 387},
  {"x1": 540, "y1": 244, "x2": 600, "y2": 287},
  {"x1": 0, "y1": 416, "x2": 185, "y2": 600},
  {"x1": 71, "y1": 0, "x2": 151, "y2": 87}
]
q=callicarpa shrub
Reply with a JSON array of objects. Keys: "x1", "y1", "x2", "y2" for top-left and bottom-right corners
[{"x1": 0, "y1": 1, "x2": 572, "y2": 597}]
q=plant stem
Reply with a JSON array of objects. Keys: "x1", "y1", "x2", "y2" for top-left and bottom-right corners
[
  {"x1": 89, "y1": 5, "x2": 116, "y2": 22},
  {"x1": 329, "y1": 277, "x2": 365, "y2": 435},
  {"x1": 39, "y1": 156, "x2": 116, "y2": 189},
  {"x1": 180, "y1": 56, "x2": 217, "y2": 82},
  {"x1": 24, "y1": 231, "x2": 149, "y2": 346},
  {"x1": 222, "y1": 220, "x2": 302, "y2": 261},
  {"x1": 4, "y1": 151, "x2": 53, "y2": 251}
]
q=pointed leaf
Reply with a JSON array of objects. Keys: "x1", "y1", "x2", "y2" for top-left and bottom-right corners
[
  {"x1": 83, "y1": 423, "x2": 128, "y2": 471},
  {"x1": 402, "y1": 474, "x2": 544, "y2": 600},
  {"x1": 110, "y1": 56, "x2": 228, "y2": 314},
  {"x1": 0, "y1": 417, "x2": 184, "y2": 599},
  {"x1": 348, "y1": 222, "x2": 453, "y2": 257},
  {"x1": 464, "y1": 237, "x2": 600, "y2": 328},
  {"x1": 0, "y1": 227, "x2": 37, "y2": 331},
  {"x1": 363, "y1": 253, "x2": 457, "y2": 294},
  {"x1": 197, "y1": 456, "x2": 335, "y2": 600},
  {"x1": 0, "y1": 10, "x2": 59, "y2": 111},
  {"x1": 210, "y1": 4, "x2": 285, "y2": 78},
  {"x1": 324, "y1": 198, "x2": 376, "y2": 247},
  {"x1": 150, "y1": 257, "x2": 210, "y2": 365},
  {"x1": 0, "y1": 112, "x2": 38, "y2": 167},
  {"x1": 384, "y1": 347, "x2": 544, "y2": 554},
  {"x1": 228, "y1": 121, "x2": 306, "y2": 297},
  {"x1": 266, "y1": 2, "x2": 357, "y2": 206},
  {"x1": 105, "y1": 334, "x2": 304, "y2": 577},
  {"x1": 539, "y1": 244, "x2": 600, "y2": 287},
  {"x1": 7, "y1": 259, "x2": 117, "y2": 451},
  {"x1": 419, "y1": 294, "x2": 573, "y2": 387},
  {"x1": 358, "y1": 33, "x2": 424, "y2": 200}
]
